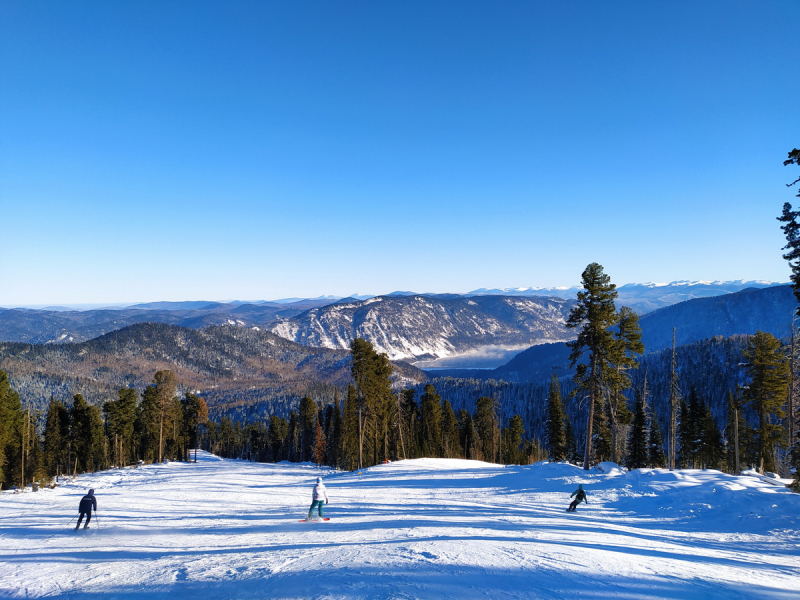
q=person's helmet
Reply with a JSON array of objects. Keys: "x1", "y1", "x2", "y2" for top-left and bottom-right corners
[
  {"x1": 88, "y1": 489, "x2": 95, "y2": 495},
  {"x1": 578, "y1": 485, "x2": 583, "y2": 490},
  {"x1": 316, "y1": 477, "x2": 322, "y2": 483}
]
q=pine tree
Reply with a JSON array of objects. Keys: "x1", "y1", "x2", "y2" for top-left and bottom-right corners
[
  {"x1": 401, "y1": 389, "x2": 421, "y2": 458},
  {"x1": 626, "y1": 385, "x2": 649, "y2": 470},
  {"x1": 741, "y1": 331, "x2": 790, "y2": 473},
  {"x1": 324, "y1": 398, "x2": 342, "y2": 468},
  {"x1": 420, "y1": 384, "x2": 443, "y2": 457},
  {"x1": 607, "y1": 306, "x2": 644, "y2": 464},
  {"x1": 697, "y1": 402, "x2": 725, "y2": 469},
  {"x1": 341, "y1": 384, "x2": 360, "y2": 470},
  {"x1": 475, "y1": 397, "x2": 500, "y2": 463},
  {"x1": 104, "y1": 388, "x2": 139, "y2": 467},
  {"x1": 298, "y1": 396, "x2": 317, "y2": 463},
  {"x1": 181, "y1": 393, "x2": 208, "y2": 462},
  {"x1": 648, "y1": 415, "x2": 666, "y2": 468},
  {"x1": 441, "y1": 400, "x2": 462, "y2": 459},
  {"x1": 502, "y1": 415, "x2": 525, "y2": 465},
  {"x1": 69, "y1": 394, "x2": 104, "y2": 474},
  {"x1": 141, "y1": 371, "x2": 179, "y2": 464},
  {"x1": 668, "y1": 329, "x2": 682, "y2": 470},
  {"x1": 312, "y1": 411, "x2": 327, "y2": 466},
  {"x1": 564, "y1": 418, "x2": 581, "y2": 464},
  {"x1": 458, "y1": 409, "x2": 478, "y2": 460},
  {"x1": 43, "y1": 397, "x2": 69, "y2": 479},
  {"x1": 678, "y1": 398, "x2": 694, "y2": 468},
  {"x1": 566, "y1": 262, "x2": 620, "y2": 469},
  {"x1": 350, "y1": 338, "x2": 393, "y2": 468},
  {"x1": 778, "y1": 148, "x2": 800, "y2": 489},
  {"x1": 545, "y1": 374, "x2": 567, "y2": 461},
  {"x1": 0, "y1": 370, "x2": 24, "y2": 488},
  {"x1": 777, "y1": 148, "x2": 800, "y2": 310},
  {"x1": 267, "y1": 415, "x2": 288, "y2": 462}
]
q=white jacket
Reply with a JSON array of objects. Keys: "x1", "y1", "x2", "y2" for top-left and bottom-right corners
[{"x1": 312, "y1": 482, "x2": 328, "y2": 502}]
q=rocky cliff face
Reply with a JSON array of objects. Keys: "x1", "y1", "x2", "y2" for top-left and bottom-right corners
[{"x1": 270, "y1": 294, "x2": 576, "y2": 368}]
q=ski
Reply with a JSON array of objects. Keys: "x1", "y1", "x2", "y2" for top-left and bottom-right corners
[{"x1": 299, "y1": 518, "x2": 330, "y2": 522}]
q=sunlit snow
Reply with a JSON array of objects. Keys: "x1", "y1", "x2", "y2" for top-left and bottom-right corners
[{"x1": 2, "y1": 453, "x2": 799, "y2": 599}]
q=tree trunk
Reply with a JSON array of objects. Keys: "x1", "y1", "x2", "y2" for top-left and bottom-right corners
[{"x1": 584, "y1": 355, "x2": 597, "y2": 470}]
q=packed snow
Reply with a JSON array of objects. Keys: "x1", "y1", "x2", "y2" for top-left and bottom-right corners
[{"x1": 2, "y1": 453, "x2": 799, "y2": 599}]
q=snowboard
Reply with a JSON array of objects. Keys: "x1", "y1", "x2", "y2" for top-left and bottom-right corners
[{"x1": 299, "y1": 518, "x2": 330, "y2": 522}]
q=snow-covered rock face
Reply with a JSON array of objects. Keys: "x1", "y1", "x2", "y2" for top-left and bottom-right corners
[
  {"x1": 269, "y1": 295, "x2": 577, "y2": 367},
  {"x1": 2, "y1": 454, "x2": 798, "y2": 598}
]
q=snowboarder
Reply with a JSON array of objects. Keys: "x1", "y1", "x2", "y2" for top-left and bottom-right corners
[
  {"x1": 307, "y1": 477, "x2": 328, "y2": 521},
  {"x1": 567, "y1": 484, "x2": 587, "y2": 512},
  {"x1": 75, "y1": 489, "x2": 97, "y2": 529}
]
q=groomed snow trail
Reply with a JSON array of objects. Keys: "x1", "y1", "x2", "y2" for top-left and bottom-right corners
[{"x1": 1, "y1": 453, "x2": 799, "y2": 599}]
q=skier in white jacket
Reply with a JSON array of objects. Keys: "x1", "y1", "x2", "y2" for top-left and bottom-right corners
[{"x1": 308, "y1": 477, "x2": 329, "y2": 520}]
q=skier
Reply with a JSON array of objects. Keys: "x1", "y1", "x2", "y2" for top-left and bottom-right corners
[
  {"x1": 307, "y1": 477, "x2": 328, "y2": 521},
  {"x1": 75, "y1": 489, "x2": 97, "y2": 529},
  {"x1": 567, "y1": 484, "x2": 587, "y2": 512}
]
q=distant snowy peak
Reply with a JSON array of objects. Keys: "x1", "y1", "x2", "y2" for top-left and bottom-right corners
[
  {"x1": 469, "y1": 280, "x2": 783, "y2": 296},
  {"x1": 621, "y1": 279, "x2": 782, "y2": 289},
  {"x1": 468, "y1": 286, "x2": 579, "y2": 296},
  {"x1": 467, "y1": 280, "x2": 787, "y2": 313}
]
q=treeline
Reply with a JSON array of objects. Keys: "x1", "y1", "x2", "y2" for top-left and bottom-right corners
[
  {"x1": 550, "y1": 261, "x2": 796, "y2": 483},
  {"x1": 202, "y1": 339, "x2": 545, "y2": 469},
  {"x1": 0, "y1": 369, "x2": 207, "y2": 489}
]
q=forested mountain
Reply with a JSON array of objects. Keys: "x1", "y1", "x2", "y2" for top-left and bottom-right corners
[
  {"x1": 412, "y1": 335, "x2": 749, "y2": 450},
  {"x1": 269, "y1": 294, "x2": 576, "y2": 367},
  {"x1": 0, "y1": 323, "x2": 426, "y2": 413},
  {"x1": 439, "y1": 285, "x2": 797, "y2": 385},
  {"x1": 0, "y1": 298, "x2": 336, "y2": 344},
  {"x1": 638, "y1": 284, "x2": 795, "y2": 350}
]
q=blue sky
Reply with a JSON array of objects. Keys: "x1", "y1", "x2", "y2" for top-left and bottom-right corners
[{"x1": 1, "y1": 1, "x2": 798, "y2": 305}]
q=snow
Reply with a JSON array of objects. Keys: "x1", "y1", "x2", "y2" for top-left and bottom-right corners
[{"x1": 2, "y1": 454, "x2": 799, "y2": 599}]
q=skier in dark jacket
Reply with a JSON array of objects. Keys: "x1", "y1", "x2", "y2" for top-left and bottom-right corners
[
  {"x1": 75, "y1": 489, "x2": 97, "y2": 529},
  {"x1": 567, "y1": 484, "x2": 587, "y2": 512}
]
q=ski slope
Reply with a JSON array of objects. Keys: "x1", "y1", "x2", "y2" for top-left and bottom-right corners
[{"x1": 1, "y1": 453, "x2": 799, "y2": 599}]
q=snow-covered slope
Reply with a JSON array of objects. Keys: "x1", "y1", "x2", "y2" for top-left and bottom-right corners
[{"x1": 2, "y1": 453, "x2": 798, "y2": 599}]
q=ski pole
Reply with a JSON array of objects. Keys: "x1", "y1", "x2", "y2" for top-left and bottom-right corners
[
  {"x1": 67, "y1": 514, "x2": 79, "y2": 527},
  {"x1": 94, "y1": 512, "x2": 99, "y2": 529}
]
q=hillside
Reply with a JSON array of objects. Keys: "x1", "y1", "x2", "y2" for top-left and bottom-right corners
[
  {"x1": 0, "y1": 298, "x2": 335, "y2": 344},
  {"x1": 270, "y1": 294, "x2": 575, "y2": 368},
  {"x1": 1, "y1": 455, "x2": 797, "y2": 598},
  {"x1": 0, "y1": 323, "x2": 426, "y2": 412},
  {"x1": 445, "y1": 285, "x2": 797, "y2": 386}
]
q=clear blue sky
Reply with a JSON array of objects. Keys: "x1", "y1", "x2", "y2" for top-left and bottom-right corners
[{"x1": 1, "y1": 1, "x2": 798, "y2": 305}]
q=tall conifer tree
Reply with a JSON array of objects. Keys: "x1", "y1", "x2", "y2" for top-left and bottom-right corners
[
  {"x1": 420, "y1": 384, "x2": 443, "y2": 457},
  {"x1": 626, "y1": 386, "x2": 649, "y2": 469},
  {"x1": 741, "y1": 331, "x2": 790, "y2": 473},
  {"x1": 566, "y1": 262, "x2": 620, "y2": 469},
  {"x1": 545, "y1": 374, "x2": 567, "y2": 461}
]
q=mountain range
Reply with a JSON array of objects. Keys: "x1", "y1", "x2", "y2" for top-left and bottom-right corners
[
  {"x1": 0, "y1": 323, "x2": 426, "y2": 412},
  {"x1": 1, "y1": 284, "x2": 796, "y2": 425},
  {"x1": 435, "y1": 284, "x2": 797, "y2": 385},
  {"x1": 0, "y1": 280, "x2": 785, "y2": 371},
  {"x1": 468, "y1": 280, "x2": 784, "y2": 313},
  {"x1": 269, "y1": 294, "x2": 575, "y2": 368}
]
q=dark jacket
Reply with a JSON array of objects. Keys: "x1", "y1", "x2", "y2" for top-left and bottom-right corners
[
  {"x1": 79, "y1": 493, "x2": 97, "y2": 513},
  {"x1": 570, "y1": 488, "x2": 587, "y2": 503}
]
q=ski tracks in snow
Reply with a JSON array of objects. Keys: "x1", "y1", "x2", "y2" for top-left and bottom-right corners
[{"x1": 2, "y1": 454, "x2": 800, "y2": 599}]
